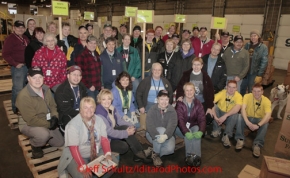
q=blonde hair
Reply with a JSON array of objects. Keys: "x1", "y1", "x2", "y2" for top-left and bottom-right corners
[
  {"x1": 97, "y1": 89, "x2": 113, "y2": 104},
  {"x1": 47, "y1": 21, "x2": 57, "y2": 29},
  {"x1": 192, "y1": 57, "x2": 204, "y2": 65},
  {"x1": 80, "y1": 97, "x2": 96, "y2": 112},
  {"x1": 165, "y1": 39, "x2": 177, "y2": 50},
  {"x1": 183, "y1": 82, "x2": 195, "y2": 91},
  {"x1": 152, "y1": 62, "x2": 163, "y2": 70}
]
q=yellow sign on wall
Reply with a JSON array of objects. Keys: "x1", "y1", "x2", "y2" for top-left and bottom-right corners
[
  {"x1": 125, "y1": 7, "x2": 138, "y2": 17},
  {"x1": 52, "y1": 1, "x2": 69, "y2": 16},
  {"x1": 232, "y1": 25, "x2": 240, "y2": 32},
  {"x1": 136, "y1": 10, "x2": 154, "y2": 23},
  {"x1": 211, "y1": 17, "x2": 227, "y2": 29},
  {"x1": 174, "y1": 14, "x2": 186, "y2": 23},
  {"x1": 84, "y1": 11, "x2": 94, "y2": 20}
]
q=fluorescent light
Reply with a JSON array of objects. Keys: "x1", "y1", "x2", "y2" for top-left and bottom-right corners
[
  {"x1": 46, "y1": 5, "x2": 51, "y2": 7},
  {"x1": 1, "y1": 2, "x2": 7, "y2": 4}
]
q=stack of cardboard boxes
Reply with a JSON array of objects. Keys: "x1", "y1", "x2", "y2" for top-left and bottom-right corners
[
  {"x1": 284, "y1": 61, "x2": 290, "y2": 86},
  {"x1": 238, "y1": 96, "x2": 290, "y2": 178},
  {"x1": 262, "y1": 55, "x2": 275, "y2": 85}
]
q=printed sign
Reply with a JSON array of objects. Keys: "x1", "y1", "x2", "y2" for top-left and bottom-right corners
[
  {"x1": 84, "y1": 11, "x2": 94, "y2": 20},
  {"x1": 174, "y1": 14, "x2": 186, "y2": 23},
  {"x1": 125, "y1": 6, "x2": 138, "y2": 17},
  {"x1": 136, "y1": 10, "x2": 154, "y2": 23},
  {"x1": 211, "y1": 17, "x2": 227, "y2": 29},
  {"x1": 232, "y1": 25, "x2": 240, "y2": 32},
  {"x1": 52, "y1": 1, "x2": 69, "y2": 16}
]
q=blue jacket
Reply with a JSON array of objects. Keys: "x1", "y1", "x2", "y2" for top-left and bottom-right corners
[
  {"x1": 100, "y1": 49, "x2": 126, "y2": 87},
  {"x1": 244, "y1": 42, "x2": 268, "y2": 76},
  {"x1": 111, "y1": 84, "x2": 135, "y2": 118}
]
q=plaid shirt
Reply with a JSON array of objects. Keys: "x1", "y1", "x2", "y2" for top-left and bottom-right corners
[{"x1": 75, "y1": 47, "x2": 102, "y2": 90}]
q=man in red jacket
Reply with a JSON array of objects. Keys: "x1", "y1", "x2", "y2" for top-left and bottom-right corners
[
  {"x1": 192, "y1": 27, "x2": 215, "y2": 57},
  {"x1": 2, "y1": 20, "x2": 29, "y2": 113}
]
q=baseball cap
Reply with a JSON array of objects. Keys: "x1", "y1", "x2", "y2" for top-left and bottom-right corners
[
  {"x1": 157, "y1": 90, "x2": 169, "y2": 98},
  {"x1": 28, "y1": 66, "x2": 43, "y2": 76},
  {"x1": 199, "y1": 27, "x2": 207, "y2": 31},
  {"x1": 183, "y1": 29, "x2": 191, "y2": 34},
  {"x1": 233, "y1": 35, "x2": 243, "y2": 42},
  {"x1": 120, "y1": 24, "x2": 127, "y2": 28},
  {"x1": 192, "y1": 26, "x2": 199, "y2": 31},
  {"x1": 67, "y1": 65, "x2": 82, "y2": 74},
  {"x1": 14, "y1": 20, "x2": 25, "y2": 28},
  {"x1": 103, "y1": 23, "x2": 112, "y2": 29},
  {"x1": 172, "y1": 33, "x2": 180, "y2": 38},
  {"x1": 221, "y1": 31, "x2": 230, "y2": 36}
]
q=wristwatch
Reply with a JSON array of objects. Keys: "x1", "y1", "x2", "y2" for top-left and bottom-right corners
[{"x1": 256, "y1": 123, "x2": 261, "y2": 129}]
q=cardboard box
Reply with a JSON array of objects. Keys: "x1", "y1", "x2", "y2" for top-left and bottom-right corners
[
  {"x1": 274, "y1": 110, "x2": 290, "y2": 159},
  {"x1": 238, "y1": 165, "x2": 260, "y2": 178},
  {"x1": 284, "y1": 75, "x2": 290, "y2": 86},
  {"x1": 260, "y1": 156, "x2": 290, "y2": 178}
]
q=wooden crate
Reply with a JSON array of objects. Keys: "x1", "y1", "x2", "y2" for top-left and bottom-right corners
[
  {"x1": 3, "y1": 100, "x2": 18, "y2": 129},
  {"x1": 135, "y1": 130, "x2": 184, "y2": 151},
  {"x1": 0, "y1": 79, "x2": 12, "y2": 92},
  {"x1": 18, "y1": 134, "x2": 63, "y2": 178}
]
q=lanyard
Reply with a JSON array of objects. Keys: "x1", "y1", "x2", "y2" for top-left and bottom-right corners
[
  {"x1": 152, "y1": 78, "x2": 161, "y2": 97},
  {"x1": 253, "y1": 97, "x2": 262, "y2": 117},
  {"x1": 46, "y1": 48, "x2": 56, "y2": 67},
  {"x1": 165, "y1": 51, "x2": 174, "y2": 64},
  {"x1": 14, "y1": 33, "x2": 27, "y2": 47},
  {"x1": 186, "y1": 102, "x2": 194, "y2": 121},
  {"x1": 89, "y1": 51, "x2": 98, "y2": 62},
  {"x1": 71, "y1": 85, "x2": 80, "y2": 103}
]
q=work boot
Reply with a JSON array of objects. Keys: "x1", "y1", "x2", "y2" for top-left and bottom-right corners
[
  {"x1": 211, "y1": 130, "x2": 221, "y2": 138},
  {"x1": 252, "y1": 144, "x2": 261, "y2": 158},
  {"x1": 31, "y1": 145, "x2": 44, "y2": 159},
  {"x1": 151, "y1": 151, "x2": 163, "y2": 167},
  {"x1": 133, "y1": 151, "x2": 152, "y2": 163},
  {"x1": 143, "y1": 147, "x2": 153, "y2": 158},
  {"x1": 221, "y1": 134, "x2": 231, "y2": 147},
  {"x1": 235, "y1": 139, "x2": 244, "y2": 150}
]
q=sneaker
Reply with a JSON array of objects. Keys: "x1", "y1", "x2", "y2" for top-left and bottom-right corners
[
  {"x1": 252, "y1": 144, "x2": 260, "y2": 157},
  {"x1": 133, "y1": 151, "x2": 152, "y2": 163},
  {"x1": 31, "y1": 145, "x2": 44, "y2": 159},
  {"x1": 143, "y1": 147, "x2": 153, "y2": 158},
  {"x1": 211, "y1": 130, "x2": 221, "y2": 138},
  {"x1": 151, "y1": 152, "x2": 163, "y2": 167},
  {"x1": 222, "y1": 134, "x2": 231, "y2": 147},
  {"x1": 235, "y1": 139, "x2": 244, "y2": 150}
]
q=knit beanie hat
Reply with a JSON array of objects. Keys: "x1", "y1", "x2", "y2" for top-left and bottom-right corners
[{"x1": 250, "y1": 30, "x2": 260, "y2": 37}]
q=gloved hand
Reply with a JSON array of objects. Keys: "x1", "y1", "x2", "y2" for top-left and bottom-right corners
[
  {"x1": 57, "y1": 40, "x2": 65, "y2": 47},
  {"x1": 49, "y1": 116, "x2": 58, "y2": 130},
  {"x1": 131, "y1": 112, "x2": 139, "y2": 124},
  {"x1": 123, "y1": 115, "x2": 131, "y2": 123},
  {"x1": 192, "y1": 131, "x2": 203, "y2": 139},
  {"x1": 185, "y1": 132, "x2": 195, "y2": 140},
  {"x1": 155, "y1": 134, "x2": 168, "y2": 143},
  {"x1": 254, "y1": 76, "x2": 262, "y2": 84}
]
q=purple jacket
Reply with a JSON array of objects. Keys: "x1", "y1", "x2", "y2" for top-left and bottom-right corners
[
  {"x1": 95, "y1": 104, "x2": 132, "y2": 140},
  {"x1": 175, "y1": 98, "x2": 206, "y2": 135}
]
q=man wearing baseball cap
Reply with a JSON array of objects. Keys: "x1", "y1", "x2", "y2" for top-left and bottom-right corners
[
  {"x1": 192, "y1": 27, "x2": 215, "y2": 57},
  {"x1": 182, "y1": 29, "x2": 191, "y2": 41},
  {"x1": 55, "y1": 65, "x2": 87, "y2": 135},
  {"x1": 240, "y1": 30, "x2": 268, "y2": 96},
  {"x1": 222, "y1": 35, "x2": 250, "y2": 92},
  {"x1": 190, "y1": 26, "x2": 200, "y2": 41},
  {"x1": 2, "y1": 20, "x2": 30, "y2": 114},
  {"x1": 220, "y1": 30, "x2": 233, "y2": 57},
  {"x1": 97, "y1": 23, "x2": 119, "y2": 53},
  {"x1": 16, "y1": 66, "x2": 64, "y2": 158}
]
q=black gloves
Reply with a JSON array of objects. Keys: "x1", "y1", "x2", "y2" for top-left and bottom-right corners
[
  {"x1": 57, "y1": 40, "x2": 65, "y2": 48},
  {"x1": 49, "y1": 116, "x2": 58, "y2": 130}
]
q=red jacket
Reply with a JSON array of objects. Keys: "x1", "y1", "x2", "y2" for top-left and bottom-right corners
[
  {"x1": 175, "y1": 98, "x2": 206, "y2": 135},
  {"x1": 192, "y1": 37, "x2": 215, "y2": 57},
  {"x1": 32, "y1": 46, "x2": 67, "y2": 88}
]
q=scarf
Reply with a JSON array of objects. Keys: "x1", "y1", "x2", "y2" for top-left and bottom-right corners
[{"x1": 82, "y1": 117, "x2": 97, "y2": 161}]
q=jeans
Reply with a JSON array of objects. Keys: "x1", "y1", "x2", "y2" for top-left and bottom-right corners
[
  {"x1": 235, "y1": 115, "x2": 269, "y2": 147},
  {"x1": 110, "y1": 125, "x2": 144, "y2": 155},
  {"x1": 11, "y1": 66, "x2": 28, "y2": 113},
  {"x1": 87, "y1": 88, "x2": 100, "y2": 102},
  {"x1": 227, "y1": 76, "x2": 243, "y2": 93},
  {"x1": 184, "y1": 125, "x2": 201, "y2": 157},
  {"x1": 132, "y1": 78, "x2": 140, "y2": 109},
  {"x1": 212, "y1": 106, "x2": 238, "y2": 137},
  {"x1": 20, "y1": 126, "x2": 64, "y2": 147},
  {"x1": 240, "y1": 73, "x2": 256, "y2": 96},
  {"x1": 66, "y1": 149, "x2": 119, "y2": 178},
  {"x1": 146, "y1": 127, "x2": 175, "y2": 157}
]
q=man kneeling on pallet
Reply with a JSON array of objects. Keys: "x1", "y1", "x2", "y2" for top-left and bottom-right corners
[
  {"x1": 235, "y1": 83, "x2": 271, "y2": 157},
  {"x1": 16, "y1": 67, "x2": 64, "y2": 158}
]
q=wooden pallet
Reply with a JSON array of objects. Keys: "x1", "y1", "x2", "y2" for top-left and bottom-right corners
[
  {"x1": 136, "y1": 130, "x2": 184, "y2": 151},
  {"x1": 0, "y1": 79, "x2": 12, "y2": 92},
  {"x1": 18, "y1": 134, "x2": 63, "y2": 178},
  {"x1": 3, "y1": 100, "x2": 18, "y2": 129}
]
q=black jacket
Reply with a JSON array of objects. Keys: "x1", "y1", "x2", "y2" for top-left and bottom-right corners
[
  {"x1": 54, "y1": 79, "x2": 87, "y2": 123},
  {"x1": 153, "y1": 37, "x2": 165, "y2": 54},
  {"x1": 23, "y1": 29, "x2": 33, "y2": 41},
  {"x1": 202, "y1": 54, "x2": 227, "y2": 94},
  {"x1": 56, "y1": 34, "x2": 78, "y2": 55},
  {"x1": 167, "y1": 51, "x2": 195, "y2": 91},
  {"x1": 220, "y1": 42, "x2": 234, "y2": 57},
  {"x1": 130, "y1": 36, "x2": 143, "y2": 57},
  {"x1": 25, "y1": 39, "x2": 43, "y2": 68},
  {"x1": 157, "y1": 51, "x2": 181, "y2": 80}
]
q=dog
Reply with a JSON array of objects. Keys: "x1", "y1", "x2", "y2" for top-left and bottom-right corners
[{"x1": 270, "y1": 84, "x2": 289, "y2": 119}]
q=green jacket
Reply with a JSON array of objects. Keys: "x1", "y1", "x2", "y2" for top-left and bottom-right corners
[
  {"x1": 16, "y1": 84, "x2": 58, "y2": 128},
  {"x1": 116, "y1": 45, "x2": 141, "y2": 78}
]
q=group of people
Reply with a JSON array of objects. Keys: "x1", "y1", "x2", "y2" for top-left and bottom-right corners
[{"x1": 2, "y1": 18, "x2": 271, "y2": 177}]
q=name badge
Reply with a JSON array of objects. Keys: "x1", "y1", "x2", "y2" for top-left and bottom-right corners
[
  {"x1": 186, "y1": 122, "x2": 190, "y2": 129},
  {"x1": 46, "y1": 70, "x2": 51, "y2": 76},
  {"x1": 124, "y1": 109, "x2": 128, "y2": 115},
  {"x1": 221, "y1": 53, "x2": 224, "y2": 57},
  {"x1": 112, "y1": 70, "x2": 116, "y2": 76},
  {"x1": 154, "y1": 98, "x2": 157, "y2": 103},
  {"x1": 164, "y1": 69, "x2": 167, "y2": 76},
  {"x1": 46, "y1": 113, "x2": 51, "y2": 120},
  {"x1": 198, "y1": 53, "x2": 202, "y2": 57},
  {"x1": 148, "y1": 58, "x2": 151, "y2": 63},
  {"x1": 126, "y1": 58, "x2": 128, "y2": 62}
]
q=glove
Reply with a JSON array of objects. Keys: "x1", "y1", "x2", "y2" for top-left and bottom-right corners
[
  {"x1": 155, "y1": 134, "x2": 168, "y2": 143},
  {"x1": 185, "y1": 132, "x2": 195, "y2": 140},
  {"x1": 131, "y1": 112, "x2": 139, "y2": 125},
  {"x1": 57, "y1": 40, "x2": 65, "y2": 47},
  {"x1": 254, "y1": 76, "x2": 262, "y2": 84},
  {"x1": 122, "y1": 115, "x2": 131, "y2": 122},
  {"x1": 49, "y1": 116, "x2": 58, "y2": 130},
  {"x1": 192, "y1": 131, "x2": 203, "y2": 139}
]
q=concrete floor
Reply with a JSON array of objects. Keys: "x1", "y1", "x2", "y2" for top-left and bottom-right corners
[{"x1": 0, "y1": 69, "x2": 287, "y2": 178}]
